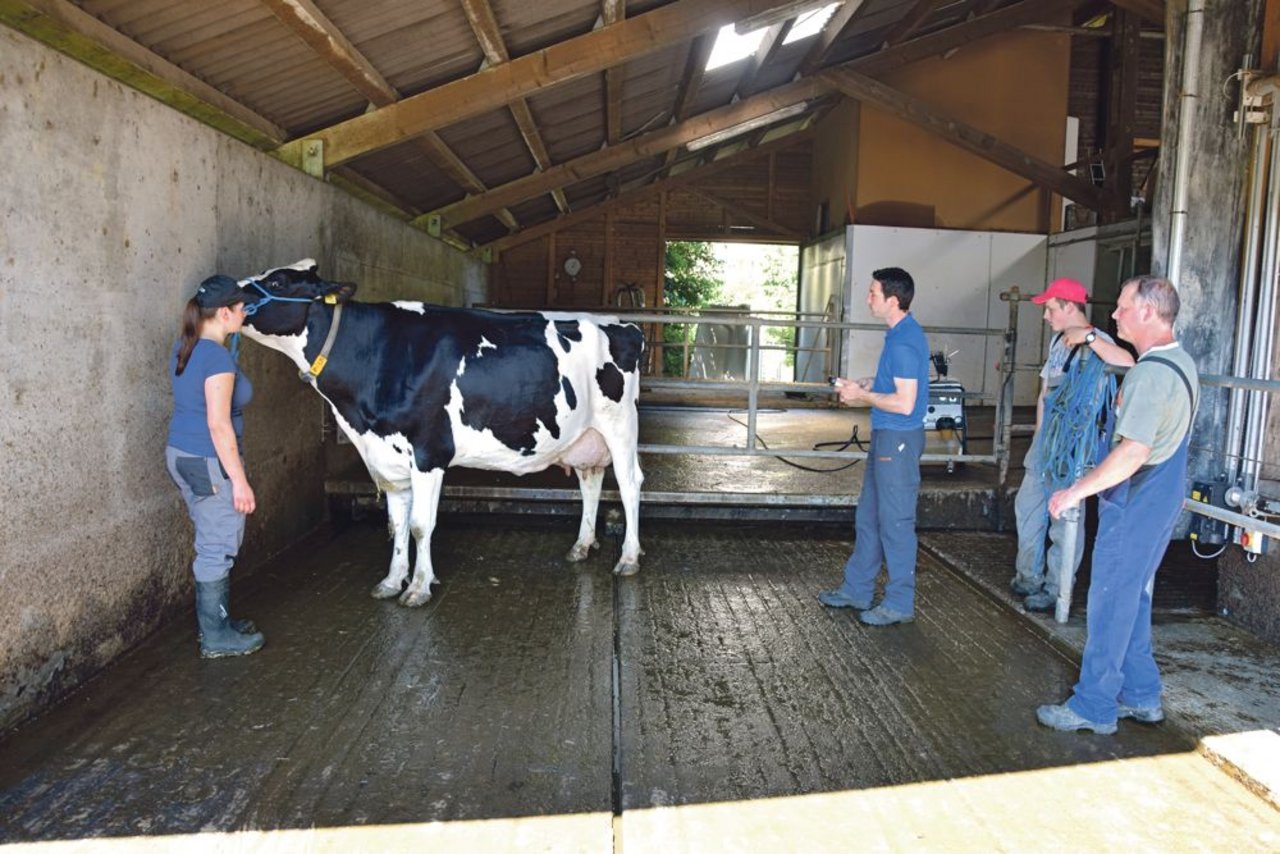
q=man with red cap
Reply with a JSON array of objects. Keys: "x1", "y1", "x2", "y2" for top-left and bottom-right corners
[{"x1": 1011, "y1": 278, "x2": 1133, "y2": 612}]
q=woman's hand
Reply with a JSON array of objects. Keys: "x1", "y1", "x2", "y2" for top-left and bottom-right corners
[{"x1": 230, "y1": 477, "x2": 256, "y2": 514}]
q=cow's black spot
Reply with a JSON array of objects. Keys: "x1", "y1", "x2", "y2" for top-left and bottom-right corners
[
  {"x1": 596, "y1": 363, "x2": 624, "y2": 403},
  {"x1": 561, "y1": 376, "x2": 577, "y2": 410},
  {"x1": 455, "y1": 317, "x2": 562, "y2": 453},
  {"x1": 555, "y1": 320, "x2": 582, "y2": 351},
  {"x1": 602, "y1": 323, "x2": 644, "y2": 373}
]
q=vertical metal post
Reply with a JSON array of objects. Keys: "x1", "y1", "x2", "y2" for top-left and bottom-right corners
[
  {"x1": 1227, "y1": 123, "x2": 1271, "y2": 485},
  {"x1": 996, "y1": 288, "x2": 1022, "y2": 490},
  {"x1": 746, "y1": 318, "x2": 760, "y2": 450},
  {"x1": 1055, "y1": 507, "x2": 1081, "y2": 624}
]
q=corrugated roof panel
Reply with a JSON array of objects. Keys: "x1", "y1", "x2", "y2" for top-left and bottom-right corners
[
  {"x1": 319, "y1": 0, "x2": 485, "y2": 95},
  {"x1": 437, "y1": 110, "x2": 538, "y2": 189},
  {"x1": 526, "y1": 74, "x2": 607, "y2": 163},
  {"x1": 492, "y1": 0, "x2": 600, "y2": 57}
]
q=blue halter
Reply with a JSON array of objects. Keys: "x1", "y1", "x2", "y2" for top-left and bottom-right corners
[
  {"x1": 240, "y1": 279, "x2": 317, "y2": 316},
  {"x1": 229, "y1": 279, "x2": 321, "y2": 363}
]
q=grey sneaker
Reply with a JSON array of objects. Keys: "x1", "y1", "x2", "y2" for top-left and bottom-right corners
[
  {"x1": 1010, "y1": 577, "x2": 1039, "y2": 596},
  {"x1": 1118, "y1": 703, "x2": 1165, "y2": 723},
  {"x1": 1024, "y1": 591, "x2": 1056, "y2": 612},
  {"x1": 859, "y1": 605, "x2": 914, "y2": 626},
  {"x1": 818, "y1": 589, "x2": 871, "y2": 609},
  {"x1": 1036, "y1": 702, "x2": 1117, "y2": 735}
]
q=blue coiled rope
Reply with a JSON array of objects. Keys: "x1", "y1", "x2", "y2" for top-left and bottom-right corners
[
  {"x1": 1026, "y1": 349, "x2": 1116, "y2": 587},
  {"x1": 1039, "y1": 350, "x2": 1116, "y2": 491}
]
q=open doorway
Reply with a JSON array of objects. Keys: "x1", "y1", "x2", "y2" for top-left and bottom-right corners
[{"x1": 662, "y1": 241, "x2": 799, "y2": 381}]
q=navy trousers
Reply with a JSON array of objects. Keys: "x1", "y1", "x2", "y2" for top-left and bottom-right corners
[
  {"x1": 839, "y1": 428, "x2": 925, "y2": 614},
  {"x1": 1067, "y1": 434, "x2": 1190, "y2": 723}
]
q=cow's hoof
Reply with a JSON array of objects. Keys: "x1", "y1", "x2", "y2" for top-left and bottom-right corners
[
  {"x1": 371, "y1": 582, "x2": 402, "y2": 600},
  {"x1": 399, "y1": 588, "x2": 432, "y2": 607},
  {"x1": 612, "y1": 561, "x2": 640, "y2": 577},
  {"x1": 566, "y1": 541, "x2": 599, "y2": 562}
]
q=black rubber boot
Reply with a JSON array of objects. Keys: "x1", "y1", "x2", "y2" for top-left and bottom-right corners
[{"x1": 196, "y1": 576, "x2": 265, "y2": 658}]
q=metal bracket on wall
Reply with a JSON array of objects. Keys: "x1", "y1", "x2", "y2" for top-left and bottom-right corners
[{"x1": 426, "y1": 214, "x2": 442, "y2": 238}]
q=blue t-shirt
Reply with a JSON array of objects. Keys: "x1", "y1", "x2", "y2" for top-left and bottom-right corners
[
  {"x1": 167, "y1": 339, "x2": 252, "y2": 456},
  {"x1": 870, "y1": 313, "x2": 930, "y2": 431}
]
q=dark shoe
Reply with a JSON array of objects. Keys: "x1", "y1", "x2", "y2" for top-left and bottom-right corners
[
  {"x1": 1010, "y1": 577, "x2": 1039, "y2": 596},
  {"x1": 1024, "y1": 591, "x2": 1056, "y2": 612},
  {"x1": 859, "y1": 605, "x2": 914, "y2": 626},
  {"x1": 1035, "y1": 702, "x2": 1116, "y2": 735},
  {"x1": 818, "y1": 589, "x2": 871, "y2": 609},
  {"x1": 1118, "y1": 703, "x2": 1165, "y2": 724},
  {"x1": 196, "y1": 577, "x2": 265, "y2": 659}
]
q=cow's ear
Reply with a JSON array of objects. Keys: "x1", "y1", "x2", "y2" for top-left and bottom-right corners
[{"x1": 330, "y1": 282, "x2": 357, "y2": 303}]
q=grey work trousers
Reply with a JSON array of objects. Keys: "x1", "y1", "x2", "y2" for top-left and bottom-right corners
[{"x1": 165, "y1": 445, "x2": 245, "y2": 583}]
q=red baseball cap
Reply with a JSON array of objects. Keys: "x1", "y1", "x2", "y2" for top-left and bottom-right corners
[{"x1": 1031, "y1": 277, "x2": 1088, "y2": 305}]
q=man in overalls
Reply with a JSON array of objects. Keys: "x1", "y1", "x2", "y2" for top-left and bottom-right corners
[{"x1": 1038, "y1": 276, "x2": 1198, "y2": 734}]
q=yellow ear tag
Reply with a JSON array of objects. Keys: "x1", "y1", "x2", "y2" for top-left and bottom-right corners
[{"x1": 324, "y1": 294, "x2": 338, "y2": 304}]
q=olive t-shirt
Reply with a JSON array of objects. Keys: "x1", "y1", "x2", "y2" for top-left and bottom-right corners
[{"x1": 1112, "y1": 343, "x2": 1198, "y2": 465}]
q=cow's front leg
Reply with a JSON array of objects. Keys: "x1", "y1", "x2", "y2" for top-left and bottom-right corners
[
  {"x1": 567, "y1": 466, "x2": 605, "y2": 562},
  {"x1": 401, "y1": 467, "x2": 445, "y2": 607},
  {"x1": 372, "y1": 487, "x2": 413, "y2": 599}
]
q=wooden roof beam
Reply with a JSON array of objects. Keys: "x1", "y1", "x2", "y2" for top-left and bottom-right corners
[
  {"x1": 1110, "y1": 0, "x2": 1164, "y2": 25},
  {"x1": 849, "y1": 0, "x2": 1093, "y2": 78},
  {"x1": 687, "y1": 186, "x2": 803, "y2": 238},
  {"x1": 603, "y1": 0, "x2": 627, "y2": 146},
  {"x1": 735, "y1": 20, "x2": 793, "y2": 98},
  {"x1": 880, "y1": 0, "x2": 948, "y2": 47},
  {"x1": 263, "y1": 0, "x2": 518, "y2": 231},
  {"x1": 428, "y1": 76, "x2": 830, "y2": 229},
  {"x1": 819, "y1": 66, "x2": 1103, "y2": 209},
  {"x1": 276, "y1": 0, "x2": 794, "y2": 169},
  {"x1": 662, "y1": 34, "x2": 718, "y2": 171},
  {"x1": 488, "y1": 127, "x2": 816, "y2": 252},
  {"x1": 799, "y1": 0, "x2": 871, "y2": 74},
  {"x1": 461, "y1": 0, "x2": 570, "y2": 213}
]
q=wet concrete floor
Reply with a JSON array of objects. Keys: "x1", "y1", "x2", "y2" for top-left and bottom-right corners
[{"x1": 3, "y1": 518, "x2": 1278, "y2": 849}]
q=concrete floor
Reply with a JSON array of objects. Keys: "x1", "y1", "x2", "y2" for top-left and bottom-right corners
[{"x1": 1, "y1": 519, "x2": 1278, "y2": 851}]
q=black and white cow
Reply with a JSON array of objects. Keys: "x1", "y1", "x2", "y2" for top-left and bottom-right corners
[{"x1": 236, "y1": 260, "x2": 644, "y2": 606}]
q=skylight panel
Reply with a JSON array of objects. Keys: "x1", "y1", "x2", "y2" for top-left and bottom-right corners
[
  {"x1": 706, "y1": 22, "x2": 768, "y2": 71},
  {"x1": 783, "y1": 3, "x2": 840, "y2": 44}
]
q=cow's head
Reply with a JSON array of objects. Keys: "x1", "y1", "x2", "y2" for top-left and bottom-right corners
[{"x1": 237, "y1": 259, "x2": 357, "y2": 339}]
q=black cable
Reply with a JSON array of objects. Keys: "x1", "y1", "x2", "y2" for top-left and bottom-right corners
[{"x1": 726, "y1": 410, "x2": 866, "y2": 473}]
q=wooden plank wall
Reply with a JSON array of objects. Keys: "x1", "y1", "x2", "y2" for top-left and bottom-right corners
[{"x1": 487, "y1": 141, "x2": 813, "y2": 311}]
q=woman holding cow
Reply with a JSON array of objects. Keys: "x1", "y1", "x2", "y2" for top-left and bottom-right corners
[{"x1": 164, "y1": 274, "x2": 265, "y2": 658}]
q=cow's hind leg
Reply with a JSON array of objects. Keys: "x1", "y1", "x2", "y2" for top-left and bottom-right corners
[
  {"x1": 401, "y1": 467, "x2": 445, "y2": 607},
  {"x1": 608, "y1": 442, "x2": 644, "y2": 577},
  {"x1": 567, "y1": 466, "x2": 605, "y2": 562},
  {"x1": 372, "y1": 487, "x2": 413, "y2": 599}
]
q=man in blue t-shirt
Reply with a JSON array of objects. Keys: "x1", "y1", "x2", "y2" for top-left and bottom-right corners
[{"x1": 819, "y1": 267, "x2": 930, "y2": 626}]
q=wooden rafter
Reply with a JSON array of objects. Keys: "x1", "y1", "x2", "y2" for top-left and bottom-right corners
[
  {"x1": 799, "y1": 0, "x2": 872, "y2": 74},
  {"x1": 489, "y1": 128, "x2": 817, "y2": 252},
  {"x1": 686, "y1": 186, "x2": 802, "y2": 238},
  {"x1": 1110, "y1": 0, "x2": 1164, "y2": 25},
  {"x1": 460, "y1": 0, "x2": 568, "y2": 215},
  {"x1": 0, "y1": 0, "x2": 285, "y2": 147},
  {"x1": 430, "y1": 77, "x2": 829, "y2": 229},
  {"x1": 850, "y1": 0, "x2": 1092, "y2": 78},
  {"x1": 661, "y1": 34, "x2": 718, "y2": 171},
  {"x1": 603, "y1": 0, "x2": 627, "y2": 146},
  {"x1": 735, "y1": 20, "x2": 792, "y2": 98},
  {"x1": 262, "y1": 0, "x2": 518, "y2": 231},
  {"x1": 276, "y1": 0, "x2": 790, "y2": 170},
  {"x1": 819, "y1": 66, "x2": 1103, "y2": 209},
  {"x1": 880, "y1": 0, "x2": 948, "y2": 47}
]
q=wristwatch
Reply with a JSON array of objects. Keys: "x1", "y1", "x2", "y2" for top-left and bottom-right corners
[{"x1": 1083, "y1": 329, "x2": 1097, "y2": 345}]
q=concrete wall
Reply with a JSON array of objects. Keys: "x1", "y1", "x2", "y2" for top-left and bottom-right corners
[{"x1": 0, "y1": 30, "x2": 486, "y2": 731}]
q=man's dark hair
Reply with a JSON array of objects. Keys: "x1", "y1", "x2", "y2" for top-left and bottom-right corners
[{"x1": 873, "y1": 267, "x2": 915, "y2": 311}]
